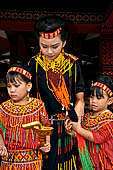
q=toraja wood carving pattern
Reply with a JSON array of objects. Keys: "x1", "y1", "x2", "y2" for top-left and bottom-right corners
[
  {"x1": 100, "y1": 34, "x2": 113, "y2": 79},
  {"x1": 0, "y1": 9, "x2": 104, "y2": 24},
  {"x1": 101, "y1": 26, "x2": 113, "y2": 34}
]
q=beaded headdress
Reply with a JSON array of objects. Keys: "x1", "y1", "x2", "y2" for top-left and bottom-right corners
[
  {"x1": 8, "y1": 67, "x2": 32, "y2": 80},
  {"x1": 39, "y1": 27, "x2": 62, "y2": 39},
  {"x1": 92, "y1": 82, "x2": 113, "y2": 97}
]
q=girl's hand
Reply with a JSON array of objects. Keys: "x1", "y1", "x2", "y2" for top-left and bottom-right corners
[
  {"x1": 40, "y1": 141, "x2": 51, "y2": 153},
  {"x1": 65, "y1": 119, "x2": 81, "y2": 133},
  {"x1": 70, "y1": 121, "x2": 81, "y2": 132},
  {"x1": 0, "y1": 145, "x2": 8, "y2": 157}
]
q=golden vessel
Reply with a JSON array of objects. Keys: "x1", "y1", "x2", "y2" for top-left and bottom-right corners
[{"x1": 22, "y1": 121, "x2": 54, "y2": 147}]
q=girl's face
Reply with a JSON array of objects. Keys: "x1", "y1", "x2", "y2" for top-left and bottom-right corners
[
  {"x1": 39, "y1": 35, "x2": 66, "y2": 60},
  {"x1": 7, "y1": 76, "x2": 30, "y2": 104},
  {"x1": 90, "y1": 89, "x2": 110, "y2": 114}
]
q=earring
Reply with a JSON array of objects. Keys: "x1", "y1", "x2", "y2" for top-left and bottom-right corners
[
  {"x1": 27, "y1": 89, "x2": 30, "y2": 101},
  {"x1": 61, "y1": 48, "x2": 64, "y2": 54}
]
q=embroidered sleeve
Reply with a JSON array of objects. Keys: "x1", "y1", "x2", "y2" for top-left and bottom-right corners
[{"x1": 92, "y1": 121, "x2": 113, "y2": 144}]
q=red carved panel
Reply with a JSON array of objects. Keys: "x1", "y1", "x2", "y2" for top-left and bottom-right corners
[{"x1": 100, "y1": 34, "x2": 113, "y2": 79}]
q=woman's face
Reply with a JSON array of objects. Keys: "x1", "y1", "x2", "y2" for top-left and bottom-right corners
[{"x1": 39, "y1": 35, "x2": 66, "y2": 60}]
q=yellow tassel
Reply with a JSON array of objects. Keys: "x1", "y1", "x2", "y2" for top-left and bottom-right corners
[
  {"x1": 64, "y1": 162, "x2": 65, "y2": 170},
  {"x1": 60, "y1": 163, "x2": 62, "y2": 170},
  {"x1": 69, "y1": 59, "x2": 72, "y2": 77},
  {"x1": 72, "y1": 154, "x2": 76, "y2": 168},
  {"x1": 36, "y1": 60, "x2": 38, "y2": 73},
  {"x1": 69, "y1": 159, "x2": 70, "y2": 170},
  {"x1": 58, "y1": 163, "x2": 59, "y2": 170},
  {"x1": 71, "y1": 158, "x2": 72, "y2": 170},
  {"x1": 75, "y1": 63, "x2": 77, "y2": 82},
  {"x1": 66, "y1": 161, "x2": 68, "y2": 170}
]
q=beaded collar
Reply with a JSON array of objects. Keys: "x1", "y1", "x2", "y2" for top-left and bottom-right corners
[{"x1": 35, "y1": 52, "x2": 73, "y2": 74}]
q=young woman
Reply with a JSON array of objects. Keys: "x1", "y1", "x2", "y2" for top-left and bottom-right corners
[
  {"x1": 0, "y1": 62, "x2": 51, "y2": 170},
  {"x1": 65, "y1": 75, "x2": 113, "y2": 170},
  {"x1": 28, "y1": 15, "x2": 85, "y2": 170}
]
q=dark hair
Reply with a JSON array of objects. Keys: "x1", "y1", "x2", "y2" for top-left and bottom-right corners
[
  {"x1": 34, "y1": 15, "x2": 68, "y2": 43},
  {"x1": 90, "y1": 75, "x2": 113, "y2": 98},
  {"x1": 6, "y1": 61, "x2": 32, "y2": 84}
]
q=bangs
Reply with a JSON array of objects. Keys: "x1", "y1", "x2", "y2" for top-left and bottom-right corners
[
  {"x1": 90, "y1": 86, "x2": 104, "y2": 98},
  {"x1": 6, "y1": 72, "x2": 24, "y2": 83}
]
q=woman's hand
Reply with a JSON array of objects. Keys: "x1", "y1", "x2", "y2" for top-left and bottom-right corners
[{"x1": 0, "y1": 145, "x2": 8, "y2": 157}]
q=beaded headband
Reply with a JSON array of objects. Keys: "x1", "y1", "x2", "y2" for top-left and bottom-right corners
[
  {"x1": 8, "y1": 67, "x2": 32, "y2": 80},
  {"x1": 92, "y1": 82, "x2": 113, "y2": 97},
  {"x1": 40, "y1": 27, "x2": 62, "y2": 39}
]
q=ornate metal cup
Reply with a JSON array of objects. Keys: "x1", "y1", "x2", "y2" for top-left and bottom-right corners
[{"x1": 22, "y1": 121, "x2": 54, "y2": 158}]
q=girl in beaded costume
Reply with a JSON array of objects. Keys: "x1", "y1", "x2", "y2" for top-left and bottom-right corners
[
  {"x1": 0, "y1": 62, "x2": 51, "y2": 170},
  {"x1": 28, "y1": 15, "x2": 85, "y2": 170},
  {"x1": 65, "y1": 75, "x2": 113, "y2": 170}
]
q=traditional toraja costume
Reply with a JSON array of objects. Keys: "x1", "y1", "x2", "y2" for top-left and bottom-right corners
[
  {"x1": 76, "y1": 82, "x2": 113, "y2": 170},
  {"x1": 29, "y1": 50, "x2": 85, "y2": 170},
  {"x1": 80, "y1": 110, "x2": 113, "y2": 170},
  {"x1": 0, "y1": 66, "x2": 50, "y2": 170}
]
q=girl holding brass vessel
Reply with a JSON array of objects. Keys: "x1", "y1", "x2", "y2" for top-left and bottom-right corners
[{"x1": 0, "y1": 62, "x2": 51, "y2": 170}]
